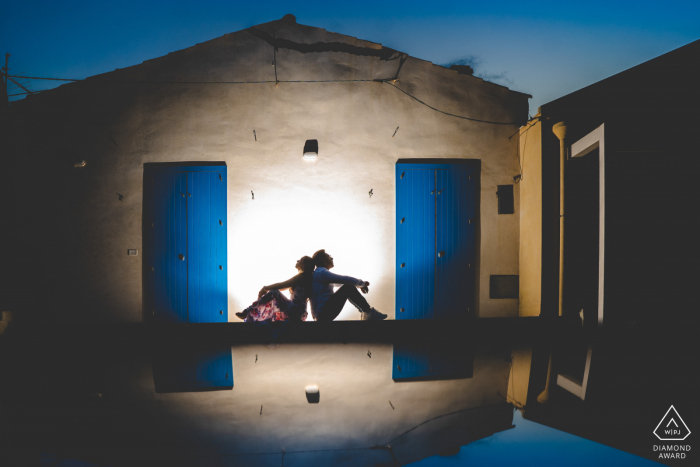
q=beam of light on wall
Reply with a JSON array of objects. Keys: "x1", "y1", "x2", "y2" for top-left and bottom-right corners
[{"x1": 228, "y1": 186, "x2": 386, "y2": 321}]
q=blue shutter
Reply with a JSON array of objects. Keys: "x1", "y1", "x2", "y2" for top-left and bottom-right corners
[
  {"x1": 396, "y1": 167, "x2": 435, "y2": 320},
  {"x1": 393, "y1": 341, "x2": 473, "y2": 381},
  {"x1": 150, "y1": 171, "x2": 188, "y2": 323},
  {"x1": 145, "y1": 164, "x2": 232, "y2": 392},
  {"x1": 153, "y1": 344, "x2": 233, "y2": 392},
  {"x1": 394, "y1": 162, "x2": 477, "y2": 381},
  {"x1": 187, "y1": 170, "x2": 228, "y2": 323},
  {"x1": 392, "y1": 341, "x2": 430, "y2": 380},
  {"x1": 194, "y1": 346, "x2": 232, "y2": 388},
  {"x1": 436, "y1": 168, "x2": 476, "y2": 319}
]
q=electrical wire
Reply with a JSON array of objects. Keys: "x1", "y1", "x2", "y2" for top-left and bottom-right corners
[
  {"x1": 508, "y1": 114, "x2": 543, "y2": 139},
  {"x1": 517, "y1": 123, "x2": 528, "y2": 181},
  {"x1": 5, "y1": 74, "x2": 524, "y2": 126},
  {"x1": 382, "y1": 81, "x2": 521, "y2": 125}
]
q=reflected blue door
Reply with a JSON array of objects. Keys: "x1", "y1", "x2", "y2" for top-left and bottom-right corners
[
  {"x1": 145, "y1": 164, "x2": 232, "y2": 391},
  {"x1": 394, "y1": 162, "x2": 476, "y2": 381}
]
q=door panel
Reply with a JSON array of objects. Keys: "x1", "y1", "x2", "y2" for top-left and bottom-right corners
[
  {"x1": 153, "y1": 344, "x2": 233, "y2": 392},
  {"x1": 194, "y1": 346, "x2": 233, "y2": 387},
  {"x1": 396, "y1": 168, "x2": 435, "y2": 320},
  {"x1": 187, "y1": 171, "x2": 228, "y2": 323},
  {"x1": 436, "y1": 168, "x2": 475, "y2": 319},
  {"x1": 152, "y1": 172, "x2": 188, "y2": 323},
  {"x1": 393, "y1": 341, "x2": 430, "y2": 380},
  {"x1": 393, "y1": 340, "x2": 473, "y2": 381}
]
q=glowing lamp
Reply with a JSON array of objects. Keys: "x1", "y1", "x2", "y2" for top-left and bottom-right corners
[{"x1": 303, "y1": 139, "x2": 318, "y2": 160}]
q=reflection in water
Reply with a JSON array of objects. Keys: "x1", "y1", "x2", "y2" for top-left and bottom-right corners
[
  {"x1": 1, "y1": 321, "x2": 692, "y2": 466},
  {"x1": 408, "y1": 410, "x2": 661, "y2": 467}
]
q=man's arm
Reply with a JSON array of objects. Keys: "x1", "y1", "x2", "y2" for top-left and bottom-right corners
[{"x1": 317, "y1": 269, "x2": 366, "y2": 288}]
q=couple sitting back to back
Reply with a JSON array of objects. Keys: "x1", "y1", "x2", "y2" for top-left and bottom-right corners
[{"x1": 236, "y1": 249, "x2": 386, "y2": 322}]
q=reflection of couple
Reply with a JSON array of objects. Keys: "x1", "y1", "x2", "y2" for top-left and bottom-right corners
[{"x1": 236, "y1": 249, "x2": 386, "y2": 322}]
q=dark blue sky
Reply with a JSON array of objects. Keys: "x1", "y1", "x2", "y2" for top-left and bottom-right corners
[{"x1": 2, "y1": 1, "x2": 699, "y2": 113}]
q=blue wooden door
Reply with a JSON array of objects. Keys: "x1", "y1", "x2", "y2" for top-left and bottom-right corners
[
  {"x1": 144, "y1": 163, "x2": 232, "y2": 391},
  {"x1": 145, "y1": 165, "x2": 228, "y2": 322},
  {"x1": 394, "y1": 161, "x2": 477, "y2": 381}
]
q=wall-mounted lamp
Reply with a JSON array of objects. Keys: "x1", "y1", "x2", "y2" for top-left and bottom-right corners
[
  {"x1": 74, "y1": 160, "x2": 86, "y2": 168},
  {"x1": 303, "y1": 140, "x2": 318, "y2": 161},
  {"x1": 305, "y1": 385, "x2": 319, "y2": 403}
]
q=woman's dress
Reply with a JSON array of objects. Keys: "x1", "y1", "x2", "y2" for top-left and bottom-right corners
[{"x1": 244, "y1": 282, "x2": 309, "y2": 322}]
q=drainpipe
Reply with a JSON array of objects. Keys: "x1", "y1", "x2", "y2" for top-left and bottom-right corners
[
  {"x1": 537, "y1": 121, "x2": 567, "y2": 404},
  {"x1": 553, "y1": 121, "x2": 567, "y2": 317}
]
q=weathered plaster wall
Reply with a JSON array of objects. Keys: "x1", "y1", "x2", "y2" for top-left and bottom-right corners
[
  {"x1": 8, "y1": 17, "x2": 527, "y2": 323},
  {"x1": 506, "y1": 117, "x2": 542, "y2": 409},
  {"x1": 518, "y1": 117, "x2": 542, "y2": 317}
]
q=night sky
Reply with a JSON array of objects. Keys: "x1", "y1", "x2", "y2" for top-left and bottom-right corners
[{"x1": 2, "y1": 1, "x2": 699, "y2": 114}]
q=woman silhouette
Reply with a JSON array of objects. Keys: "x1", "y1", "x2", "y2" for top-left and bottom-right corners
[{"x1": 236, "y1": 255, "x2": 314, "y2": 322}]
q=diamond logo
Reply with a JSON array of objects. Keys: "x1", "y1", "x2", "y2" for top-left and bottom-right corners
[{"x1": 654, "y1": 405, "x2": 691, "y2": 441}]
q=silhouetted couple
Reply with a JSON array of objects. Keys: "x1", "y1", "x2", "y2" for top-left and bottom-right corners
[{"x1": 236, "y1": 249, "x2": 386, "y2": 322}]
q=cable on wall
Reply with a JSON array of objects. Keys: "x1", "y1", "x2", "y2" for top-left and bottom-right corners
[
  {"x1": 5, "y1": 73, "x2": 525, "y2": 126},
  {"x1": 381, "y1": 81, "x2": 522, "y2": 125}
]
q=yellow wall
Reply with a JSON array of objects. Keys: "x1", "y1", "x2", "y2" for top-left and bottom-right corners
[
  {"x1": 507, "y1": 115, "x2": 544, "y2": 408},
  {"x1": 518, "y1": 116, "x2": 543, "y2": 317}
]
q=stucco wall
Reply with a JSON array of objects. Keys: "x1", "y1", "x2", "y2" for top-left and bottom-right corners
[{"x1": 7, "y1": 17, "x2": 528, "y2": 323}]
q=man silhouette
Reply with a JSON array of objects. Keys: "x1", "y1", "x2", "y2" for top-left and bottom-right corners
[{"x1": 310, "y1": 249, "x2": 387, "y2": 322}]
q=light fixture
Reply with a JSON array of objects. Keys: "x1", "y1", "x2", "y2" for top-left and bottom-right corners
[
  {"x1": 305, "y1": 385, "x2": 319, "y2": 403},
  {"x1": 303, "y1": 139, "x2": 318, "y2": 161}
]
